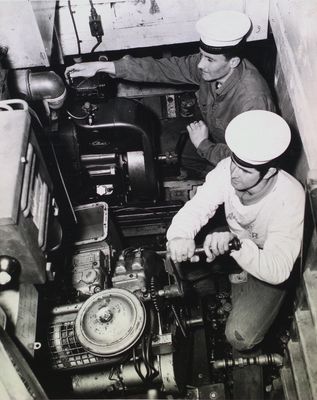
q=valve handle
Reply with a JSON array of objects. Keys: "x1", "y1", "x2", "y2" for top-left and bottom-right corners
[{"x1": 0, "y1": 256, "x2": 20, "y2": 286}]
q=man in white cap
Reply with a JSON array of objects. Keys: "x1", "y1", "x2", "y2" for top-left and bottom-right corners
[
  {"x1": 65, "y1": 11, "x2": 275, "y2": 177},
  {"x1": 166, "y1": 110, "x2": 305, "y2": 351}
]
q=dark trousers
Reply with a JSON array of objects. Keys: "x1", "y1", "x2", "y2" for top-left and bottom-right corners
[{"x1": 225, "y1": 273, "x2": 287, "y2": 351}]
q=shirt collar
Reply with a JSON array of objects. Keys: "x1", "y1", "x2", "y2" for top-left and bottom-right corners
[{"x1": 216, "y1": 62, "x2": 243, "y2": 95}]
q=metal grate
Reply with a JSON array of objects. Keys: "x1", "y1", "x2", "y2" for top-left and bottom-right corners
[{"x1": 48, "y1": 319, "x2": 106, "y2": 370}]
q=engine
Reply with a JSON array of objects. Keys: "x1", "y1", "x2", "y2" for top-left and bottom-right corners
[
  {"x1": 46, "y1": 201, "x2": 195, "y2": 398},
  {"x1": 0, "y1": 68, "x2": 287, "y2": 400},
  {"x1": 65, "y1": 97, "x2": 160, "y2": 204}
]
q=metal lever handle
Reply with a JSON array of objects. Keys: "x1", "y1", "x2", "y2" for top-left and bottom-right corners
[
  {"x1": 164, "y1": 255, "x2": 185, "y2": 296},
  {"x1": 159, "y1": 237, "x2": 241, "y2": 298},
  {"x1": 157, "y1": 237, "x2": 241, "y2": 258},
  {"x1": 195, "y1": 237, "x2": 241, "y2": 255}
]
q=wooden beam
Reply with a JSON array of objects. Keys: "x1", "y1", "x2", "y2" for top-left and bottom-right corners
[{"x1": 295, "y1": 310, "x2": 317, "y2": 399}]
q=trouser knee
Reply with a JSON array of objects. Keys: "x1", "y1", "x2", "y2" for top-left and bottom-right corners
[{"x1": 225, "y1": 322, "x2": 260, "y2": 352}]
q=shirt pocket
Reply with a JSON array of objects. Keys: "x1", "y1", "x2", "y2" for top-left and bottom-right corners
[
  {"x1": 215, "y1": 118, "x2": 226, "y2": 131},
  {"x1": 196, "y1": 88, "x2": 210, "y2": 116}
]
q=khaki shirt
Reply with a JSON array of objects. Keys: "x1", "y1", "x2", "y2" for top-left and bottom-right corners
[{"x1": 115, "y1": 54, "x2": 275, "y2": 165}]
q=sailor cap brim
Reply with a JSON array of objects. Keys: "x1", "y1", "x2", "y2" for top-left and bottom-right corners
[
  {"x1": 225, "y1": 110, "x2": 291, "y2": 165},
  {"x1": 196, "y1": 10, "x2": 251, "y2": 48}
]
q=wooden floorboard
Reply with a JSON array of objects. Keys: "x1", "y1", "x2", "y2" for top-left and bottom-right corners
[
  {"x1": 287, "y1": 339, "x2": 312, "y2": 400},
  {"x1": 295, "y1": 310, "x2": 317, "y2": 399}
]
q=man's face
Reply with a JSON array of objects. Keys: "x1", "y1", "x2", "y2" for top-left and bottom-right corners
[
  {"x1": 230, "y1": 158, "x2": 262, "y2": 191},
  {"x1": 197, "y1": 49, "x2": 232, "y2": 81}
]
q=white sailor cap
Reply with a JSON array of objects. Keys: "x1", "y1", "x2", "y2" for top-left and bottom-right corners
[
  {"x1": 196, "y1": 10, "x2": 251, "y2": 50},
  {"x1": 225, "y1": 110, "x2": 291, "y2": 166}
]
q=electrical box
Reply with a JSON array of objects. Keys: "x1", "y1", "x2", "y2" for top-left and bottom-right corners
[
  {"x1": 0, "y1": 1, "x2": 56, "y2": 69},
  {"x1": 0, "y1": 100, "x2": 54, "y2": 283}
]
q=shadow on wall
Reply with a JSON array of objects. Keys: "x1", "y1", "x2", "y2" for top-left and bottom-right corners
[{"x1": 274, "y1": 54, "x2": 308, "y2": 184}]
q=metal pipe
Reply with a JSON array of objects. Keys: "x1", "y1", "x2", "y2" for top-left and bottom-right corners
[
  {"x1": 9, "y1": 69, "x2": 66, "y2": 109},
  {"x1": 88, "y1": 167, "x2": 116, "y2": 177},
  {"x1": 156, "y1": 248, "x2": 205, "y2": 257},
  {"x1": 186, "y1": 317, "x2": 204, "y2": 328},
  {"x1": 157, "y1": 152, "x2": 178, "y2": 165},
  {"x1": 80, "y1": 153, "x2": 117, "y2": 163},
  {"x1": 158, "y1": 284, "x2": 182, "y2": 299},
  {"x1": 72, "y1": 359, "x2": 161, "y2": 395},
  {"x1": 85, "y1": 164, "x2": 116, "y2": 170},
  {"x1": 212, "y1": 353, "x2": 283, "y2": 370},
  {"x1": 51, "y1": 303, "x2": 84, "y2": 316}
]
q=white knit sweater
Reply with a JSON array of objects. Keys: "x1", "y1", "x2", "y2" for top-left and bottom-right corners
[{"x1": 166, "y1": 158, "x2": 305, "y2": 285}]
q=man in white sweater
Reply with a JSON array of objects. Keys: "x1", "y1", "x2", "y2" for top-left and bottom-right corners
[{"x1": 166, "y1": 110, "x2": 305, "y2": 351}]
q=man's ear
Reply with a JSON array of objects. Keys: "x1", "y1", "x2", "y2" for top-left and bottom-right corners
[
  {"x1": 229, "y1": 56, "x2": 241, "y2": 69},
  {"x1": 263, "y1": 167, "x2": 278, "y2": 180}
]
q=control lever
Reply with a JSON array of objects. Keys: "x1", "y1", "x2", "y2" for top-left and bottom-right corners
[
  {"x1": 164, "y1": 255, "x2": 185, "y2": 297},
  {"x1": 158, "y1": 237, "x2": 241, "y2": 297},
  {"x1": 157, "y1": 236, "x2": 241, "y2": 259},
  {"x1": 190, "y1": 236, "x2": 241, "y2": 261}
]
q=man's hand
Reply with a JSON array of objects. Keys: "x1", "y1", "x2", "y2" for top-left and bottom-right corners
[
  {"x1": 187, "y1": 120, "x2": 209, "y2": 148},
  {"x1": 203, "y1": 231, "x2": 235, "y2": 262},
  {"x1": 167, "y1": 238, "x2": 196, "y2": 263},
  {"x1": 64, "y1": 61, "x2": 115, "y2": 83}
]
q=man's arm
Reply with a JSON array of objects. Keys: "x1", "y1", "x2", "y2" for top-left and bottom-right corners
[
  {"x1": 114, "y1": 54, "x2": 201, "y2": 85},
  {"x1": 65, "y1": 61, "x2": 116, "y2": 81},
  {"x1": 197, "y1": 140, "x2": 231, "y2": 167},
  {"x1": 196, "y1": 94, "x2": 276, "y2": 166},
  {"x1": 230, "y1": 186, "x2": 305, "y2": 285},
  {"x1": 167, "y1": 238, "x2": 196, "y2": 263},
  {"x1": 166, "y1": 159, "x2": 228, "y2": 261},
  {"x1": 187, "y1": 121, "x2": 231, "y2": 167},
  {"x1": 65, "y1": 54, "x2": 201, "y2": 86}
]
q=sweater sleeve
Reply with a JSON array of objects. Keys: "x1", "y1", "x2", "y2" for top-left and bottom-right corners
[
  {"x1": 166, "y1": 159, "x2": 228, "y2": 240},
  {"x1": 231, "y1": 185, "x2": 305, "y2": 285},
  {"x1": 114, "y1": 54, "x2": 201, "y2": 85}
]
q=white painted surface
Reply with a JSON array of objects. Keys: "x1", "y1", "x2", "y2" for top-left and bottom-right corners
[
  {"x1": 0, "y1": 0, "x2": 55, "y2": 68},
  {"x1": 57, "y1": 0, "x2": 269, "y2": 56},
  {"x1": 270, "y1": 0, "x2": 317, "y2": 170}
]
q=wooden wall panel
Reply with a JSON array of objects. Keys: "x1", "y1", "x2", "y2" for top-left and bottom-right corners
[
  {"x1": 56, "y1": 0, "x2": 269, "y2": 56},
  {"x1": 274, "y1": 55, "x2": 308, "y2": 185},
  {"x1": 270, "y1": 0, "x2": 317, "y2": 170},
  {"x1": 31, "y1": 0, "x2": 57, "y2": 60}
]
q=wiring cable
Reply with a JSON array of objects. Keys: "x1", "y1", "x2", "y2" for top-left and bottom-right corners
[
  {"x1": 145, "y1": 308, "x2": 159, "y2": 380},
  {"x1": 67, "y1": 1, "x2": 82, "y2": 55},
  {"x1": 91, "y1": 39, "x2": 102, "y2": 53},
  {"x1": 141, "y1": 336, "x2": 151, "y2": 380},
  {"x1": 89, "y1": 0, "x2": 103, "y2": 53},
  {"x1": 133, "y1": 346, "x2": 146, "y2": 382},
  {"x1": 66, "y1": 109, "x2": 89, "y2": 120}
]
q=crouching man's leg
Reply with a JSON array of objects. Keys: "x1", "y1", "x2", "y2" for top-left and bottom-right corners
[{"x1": 225, "y1": 274, "x2": 287, "y2": 352}]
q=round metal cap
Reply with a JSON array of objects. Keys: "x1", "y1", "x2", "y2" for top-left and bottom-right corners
[{"x1": 75, "y1": 288, "x2": 146, "y2": 356}]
